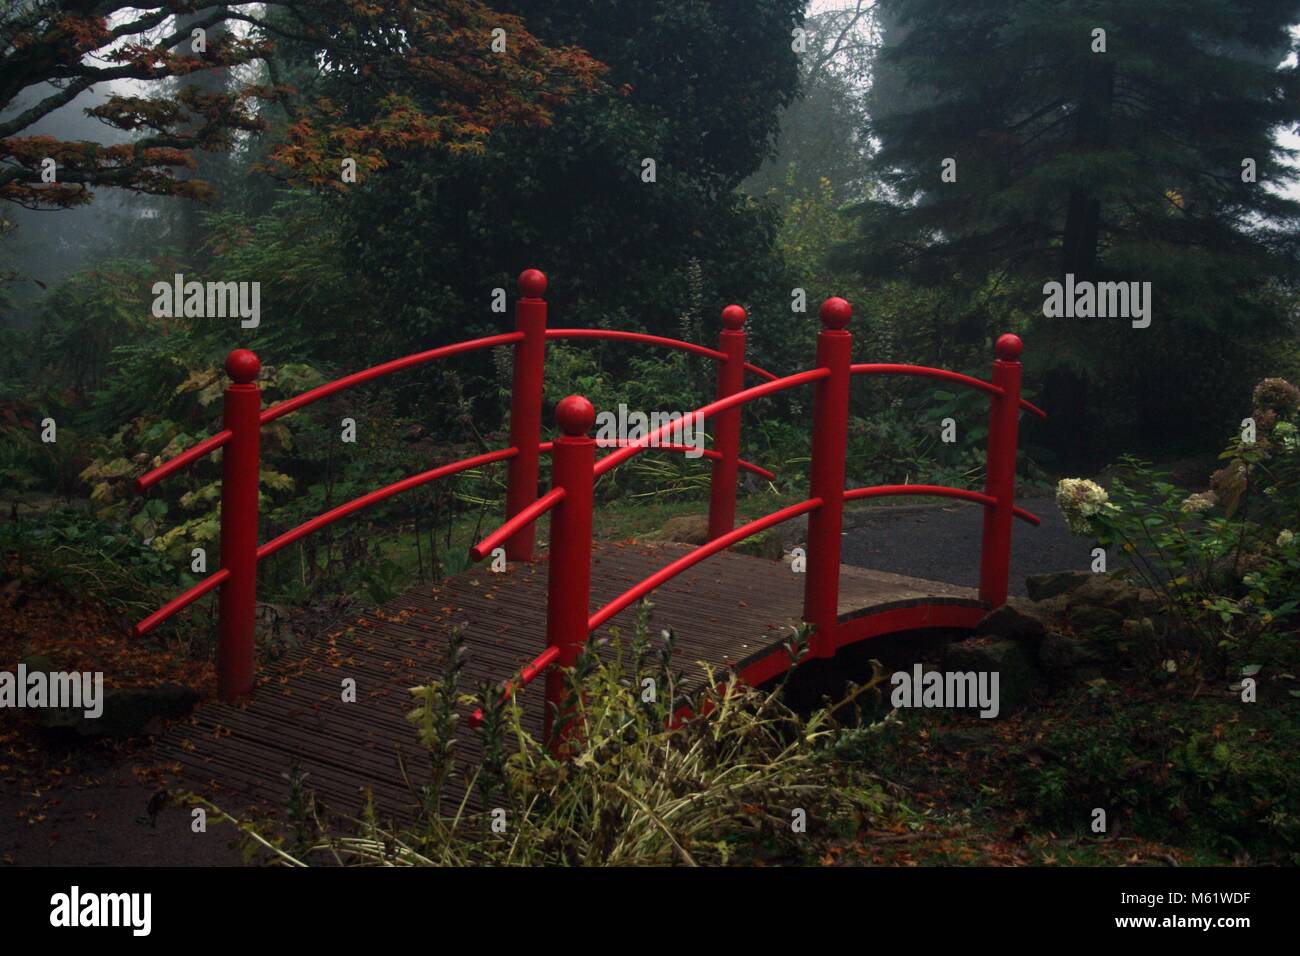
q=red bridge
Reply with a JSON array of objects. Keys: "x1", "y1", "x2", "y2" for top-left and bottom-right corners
[{"x1": 134, "y1": 269, "x2": 1045, "y2": 805}]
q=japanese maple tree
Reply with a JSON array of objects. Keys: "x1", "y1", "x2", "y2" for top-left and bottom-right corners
[{"x1": 0, "y1": 1, "x2": 604, "y2": 209}]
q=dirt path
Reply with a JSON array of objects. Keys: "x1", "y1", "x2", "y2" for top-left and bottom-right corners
[{"x1": 0, "y1": 752, "x2": 247, "y2": 866}]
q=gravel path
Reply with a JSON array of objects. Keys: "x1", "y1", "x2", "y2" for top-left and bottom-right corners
[{"x1": 840, "y1": 495, "x2": 1107, "y2": 596}]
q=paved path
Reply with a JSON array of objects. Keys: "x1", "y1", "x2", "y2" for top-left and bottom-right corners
[{"x1": 841, "y1": 496, "x2": 1103, "y2": 596}]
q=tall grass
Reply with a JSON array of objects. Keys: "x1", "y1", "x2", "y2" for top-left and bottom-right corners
[{"x1": 201, "y1": 605, "x2": 890, "y2": 866}]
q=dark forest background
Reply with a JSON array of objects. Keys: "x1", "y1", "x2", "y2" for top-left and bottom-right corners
[{"x1": 2, "y1": 0, "x2": 1298, "y2": 608}]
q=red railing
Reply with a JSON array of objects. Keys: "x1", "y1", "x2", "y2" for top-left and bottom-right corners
[
  {"x1": 133, "y1": 268, "x2": 1045, "y2": 751},
  {"x1": 465, "y1": 297, "x2": 1046, "y2": 752},
  {"x1": 132, "y1": 269, "x2": 777, "y2": 701}
]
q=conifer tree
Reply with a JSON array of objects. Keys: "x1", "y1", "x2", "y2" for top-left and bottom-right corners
[{"x1": 845, "y1": 0, "x2": 1300, "y2": 457}]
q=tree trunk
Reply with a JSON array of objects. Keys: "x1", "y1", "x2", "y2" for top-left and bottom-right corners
[{"x1": 1060, "y1": 58, "x2": 1114, "y2": 279}]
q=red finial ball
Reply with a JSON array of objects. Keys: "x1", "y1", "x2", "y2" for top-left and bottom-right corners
[
  {"x1": 556, "y1": 394, "x2": 595, "y2": 437},
  {"x1": 518, "y1": 268, "x2": 547, "y2": 298},
  {"x1": 819, "y1": 296, "x2": 852, "y2": 330},
  {"x1": 721, "y1": 305, "x2": 747, "y2": 330},
  {"x1": 225, "y1": 348, "x2": 260, "y2": 384},
  {"x1": 995, "y1": 333, "x2": 1023, "y2": 361}
]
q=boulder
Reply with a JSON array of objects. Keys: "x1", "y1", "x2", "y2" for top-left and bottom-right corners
[
  {"x1": 1071, "y1": 574, "x2": 1152, "y2": 615},
  {"x1": 1025, "y1": 570, "x2": 1093, "y2": 602},
  {"x1": 1038, "y1": 633, "x2": 1107, "y2": 687},
  {"x1": 1066, "y1": 603, "x2": 1125, "y2": 632},
  {"x1": 975, "y1": 600, "x2": 1050, "y2": 642},
  {"x1": 941, "y1": 638, "x2": 1037, "y2": 714},
  {"x1": 657, "y1": 514, "x2": 711, "y2": 545},
  {"x1": 38, "y1": 684, "x2": 200, "y2": 738}
]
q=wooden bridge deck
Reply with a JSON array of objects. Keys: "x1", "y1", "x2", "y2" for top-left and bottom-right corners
[{"x1": 157, "y1": 542, "x2": 983, "y2": 822}]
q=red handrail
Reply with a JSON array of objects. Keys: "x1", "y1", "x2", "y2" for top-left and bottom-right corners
[
  {"x1": 135, "y1": 447, "x2": 520, "y2": 637},
  {"x1": 466, "y1": 645, "x2": 560, "y2": 729},
  {"x1": 257, "y1": 447, "x2": 519, "y2": 562},
  {"x1": 842, "y1": 484, "x2": 1041, "y2": 525},
  {"x1": 593, "y1": 368, "x2": 831, "y2": 478},
  {"x1": 588, "y1": 497, "x2": 824, "y2": 632},
  {"x1": 469, "y1": 487, "x2": 565, "y2": 562},
  {"x1": 261, "y1": 332, "x2": 525, "y2": 424},
  {"x1": 609, "y1": 444, "x2": 776, "y2": 481},
  {"x1": 539, "y1": 440, "x2": 777, "y2": 481},
  {"x1": 850, "y1": 363, "x2": 1047, "y2": 419},
  {"x1": 135, "y1": 567, "x2": 230, "y2": 637},
  {"x1": 135, "y1": 430, "x2": 232, "y2": 492},
  {"x1": 464, "y1": 496, "x2": 824, "y2": 729},
  {"x1": 545, "y1": 328, "x2": 778, "y2": 381},
  {"x1": 134, "y1": 333, "x2": 526, "y2": 493}
]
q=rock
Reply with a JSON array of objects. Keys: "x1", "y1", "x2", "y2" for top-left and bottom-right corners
[
  {"x1": 1038, "y1": 633, "x2": 1107, "y2": 686},
  {"x1": 941, "y1": 638, "x2": 1037, "y2": 714},
  {"x1": 1025, "y1": 570, "x2": 1093, "y2": 602},
  {"x1": 778, "y1": 513, "x2": 810, "y2": 549},
  {"x1": 657, "y1": 514, "x2": 710, "y2": 545},
  {"x1": 1071, "y1": 574, "x2": 1146, "y2": 614},
  {"x1": 1066, "y1": 604, "x2": 1124, "y2": 632},
  {"x1": 39, "y1": 684, "x2": 200, "y2": 738},
  {"x1": 975, "y1": 601, "x2": 1049, "y2": 642}
]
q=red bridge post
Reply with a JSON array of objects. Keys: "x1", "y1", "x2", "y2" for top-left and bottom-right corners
[
  {"x1": 218, "y1": 349, "x2": 262, "y2": 702},
  {"x1": 543, "y1": 395, "x2": 595, "y2": 755},
  {"x1": 979, "y1": 334, "x2": 1023, "y2": 607},
  {"x1": 803, "y1": 298, "x2": 853, "y2": 658},
  {"x1": 505, "y1": 268, "x2": 548, "y2": 562},
  {"x1": 707, "y1": 305, "x2": 747, "y2": 539}
]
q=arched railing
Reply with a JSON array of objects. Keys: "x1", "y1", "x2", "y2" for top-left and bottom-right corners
[
  {"x1": 466, "y1": 297, "x2": 1047, "y2": 753},
  {"x1": 133, "y1": 268, "x2": 1046, "y2": 745},
  {"x1": 132, "y1": 269, "x2": 777, "y2": 701}
]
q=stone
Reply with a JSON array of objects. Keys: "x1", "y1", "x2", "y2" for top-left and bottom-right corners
[
  {"x1": 941, "y1": 638, "x2": 1037, "y2": 714},
  {"x1": 39, "y1": 684, "x2": 200, "y2": 738},
  {"x1": 1067, "y1": 603, "x2": 1124, "y2": 632},
  {"x1": 1071, "y1": 574, "x2": 1145, "y2": 614},
  {"x1": 1025, "y1": 570, "x2": 1093, "y2": 602},
  {"x1": 1038, "y1": 633, "x2": 1107, "y2": 686},
  {"x1": 657, "y1": 514, "x2": 710, "y2": 545},
  {"x1": 975, "y1": 601, "x2": 1049, "y2": 642}
]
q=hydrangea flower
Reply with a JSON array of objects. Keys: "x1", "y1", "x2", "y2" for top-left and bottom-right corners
[
  {"x1": 1179, "y1": 491, "x2": 1217, "y2": 513},
  {"x1": 1278, "y1": 529, "x2": 1295, "y2": 548},
  {"x1": 1252, "y1": 377, "x2": 1300, "y2": 416},
  {"x1": 1055, "y1": 478, "x2": 1112, "y2": 534}
]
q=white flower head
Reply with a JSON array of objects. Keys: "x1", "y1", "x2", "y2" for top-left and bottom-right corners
[
  {"x1": 1056, "y1": 478, "x2": 1111, "y2": 535},
  {"x1": 1179, "y1": 491, "x2": 1217, "y2": 514}
]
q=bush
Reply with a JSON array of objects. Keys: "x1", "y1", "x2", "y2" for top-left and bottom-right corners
[
  {"x1": 1009, "y1": 687, "x2": 1300, "y2": 863},
  {"x1": 1055, "y1": 377, "x2": 1300, "y2": 672},
  {"x1": 202, "y1": 613, "x2": 890, "y2": 866}
]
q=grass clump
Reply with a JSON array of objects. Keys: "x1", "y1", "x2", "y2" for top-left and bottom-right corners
[{"x1": 203, "y1": 605, "x2": 890, "y2": 866}]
